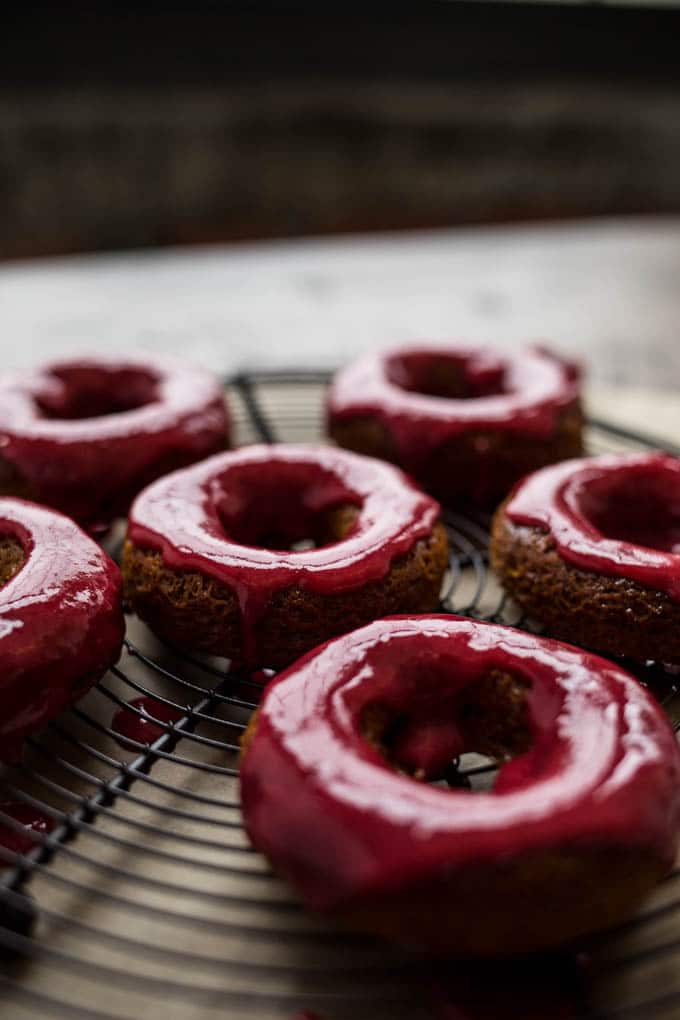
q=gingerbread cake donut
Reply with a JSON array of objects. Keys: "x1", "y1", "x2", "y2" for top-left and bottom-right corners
[
  {"x1": 0, "y1": 498, "x2": 124, "y2": 763},
  {"x1": 327, "y1": 344, "x2": 583, "y2": 507},
  {"x1": 240, "y1": 616, "x2": 680, "y2": 955},
  {"x1": 491, "y1": 452, "x2": 680, "y2": 663},
  {"x1": 0, "y1": 355, "x2": 229, "y2": 525},
  {"x1": 122, "y1": 445, "x2": 449, "y2": 668}
]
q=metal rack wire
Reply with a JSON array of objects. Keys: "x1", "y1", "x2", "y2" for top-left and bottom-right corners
[{"x1": 1, "y1": 370, "x2": 680, "y2": 1020}]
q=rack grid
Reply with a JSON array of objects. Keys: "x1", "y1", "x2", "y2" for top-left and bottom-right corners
[{"x1": 1, "y1": 370, "x2": 679, "y2": 1020}]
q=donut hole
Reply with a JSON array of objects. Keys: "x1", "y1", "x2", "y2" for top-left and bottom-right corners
[
  {"x1": 36, "y1": 365, "x2": 160, "y2": 420},
  {"x1": 362, "y1": 669, "x2": 532, "y2": 786},
  {"x1": 0, "y1": 536, "x2": 26, "y2": 587},
  {"x1": 578, "y1": 467, "x2": 680, "y2": 553},
  {"x1": 214, "y1": 462, "x2": 361, "y2": 551},
  {"x1": 386, "y1": 351, "x2": 509, "y2": 400}
]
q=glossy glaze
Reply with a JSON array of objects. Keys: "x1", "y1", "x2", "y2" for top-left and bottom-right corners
[
  {"x1": 0, "y1": 498, "x2": 124, "y2": 762},
  {"x1": 327, "y1": 345, "x2": 580, "y2": 467},
  {"x1": 112, "y1": 696, "x2": 183, "y2": 745},
  {"x1": 0, "y1": 801, "x2": 55, "y2": 856},
  {"x1": 240, "y1": 616, "x2": 680, "y2": 912},
  {"x1": 0, "y1": 355, "x2": 229, "y2": 523},
  {"x1": 506, "y1": 453, "x2": 680, "y2": 599},
  {"x1": 127, "y1": 444, "x2": 441, "y2": 661}
]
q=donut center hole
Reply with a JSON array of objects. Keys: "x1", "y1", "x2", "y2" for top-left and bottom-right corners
[
  {"x1": 215, "y1": 464, "x2": 361, "y2": 551},
  {"x1": 36, "y1": 366, "x2": 159, "y2": 419},
  {"x1": 362, "y1": 669, "x2": 532, "y2": 786},
  {"x1": 0, "y1": 536, "x2": 26, "y2": 588},
  {"x1": 386, "y1": 351, "x2": 509, "y2": 400},
  {"x1": 579, "y1": 470, "x2": 680, "y2": 552}
]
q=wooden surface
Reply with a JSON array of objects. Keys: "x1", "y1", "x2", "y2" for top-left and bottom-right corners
[{"x1": 1, "y1": 216, "x2": 680, "y2": 440}]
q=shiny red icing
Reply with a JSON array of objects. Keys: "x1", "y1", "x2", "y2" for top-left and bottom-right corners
[
  {"x1": 0, "y1": 801, "x2": 55, "y2": 856},
  {"x1": 327, "y1": 345, "x2": 580, "y2": 466},
  {"x1": 0, "y1": 355, "x2": 229, "y2": 524},
  {"x1": 505, "y1": 453, "x2": 680, "y2": 599},
  {"x1": 0, "y1": 498, "x2": 124, "y2": 762},
  {"x1": 112, "y1": 696, "x2": 183, "y2": 745},
  {"x1": 240, "y1": 616, "x2": 680, "y2": 913},
  {"x1": 127, "y1": 444, "x2": 441, "y2": 663}
]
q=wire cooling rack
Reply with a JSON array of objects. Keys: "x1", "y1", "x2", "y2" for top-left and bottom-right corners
[{"x1": 1, "y1": 370, "x2": 680, "y2": 1020}]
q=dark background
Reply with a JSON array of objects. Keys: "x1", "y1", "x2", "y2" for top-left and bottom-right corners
[{"x1": 3, "y1": 4, "x2": 680, "y2": 259}]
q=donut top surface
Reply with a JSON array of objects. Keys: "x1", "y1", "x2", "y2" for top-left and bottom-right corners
[
  {"x1": 327, "y1": 345, "x2": 580, "y2": 460},
  {"x1": 505, "y1": 452, "x2": 680, "y2": 600},
  {"x1": 240, "y1": 616, "x2": 680, "y2": 910},
  {"x1": 0, "y1": 356, "x2": 228, "y2": 522},
  {"x1": 0, "y1": 498, "x2": 124, "y2": 758},
  {"x1": 127, "y1": 444, "x2": 441, "y2": 615}
]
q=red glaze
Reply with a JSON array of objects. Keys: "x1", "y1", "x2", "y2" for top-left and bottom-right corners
[
  {"x1": 240, "y1": 616, "x2": 680, "y2": 913},
  {"x1": 505, "y1": 453, "x2": 680, "y2": 600},
  {"x1": 0, "y1": 801, "x2": 55, "y2": 856},
  {"x1": 0, "y1": 498, "x2": 124, "y2": 762},
  {"x1": 111, "y1": 696, "x2": 183, "y2": 745},
  {"x1": 327, "y1": 345, "x2": 580, "y2": 467},
  {"x1": 0, "y1": 355, "x2": 229, "y2": 524},
  {"x1": 127, "y1": 444, "x2": 441, "y2": 662}
]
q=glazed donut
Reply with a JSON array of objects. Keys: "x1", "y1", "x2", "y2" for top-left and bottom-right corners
[
  {"x1": 0, "y1": 498, "x2": 124, "y2": 763},
  {"x1": 491, "y1": 452, "x2": 680, "y2": 664},
  {"x1": 0, "y1": 355, "x2": 229, "y2": 525},
  {"x1": 122, "y1": 444, "x2": 448, "y2": 668},
  {"x1": 240, "y1": 615, "x2": 680, "y2": 955},
  {"x1": 327, "y1": 344, "x2": 583, "y2": 507}
]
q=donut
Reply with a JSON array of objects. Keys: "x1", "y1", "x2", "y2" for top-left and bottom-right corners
[
  {"x1": 0, "y1": 355, "x2": 229, "y2": 525},
  {"x1": 491, "y1": 452, "x2": 680, "y2": 664},
  {"x1": 240, "y1": 615, "x2": 680, "y2": 955},
  {"x1": 0, "y1": 498, "x2": 124, "y2": 763},
  {"x1": 122, "y1": 444, "x2": 448, "y2": 668},
  {"x1": 327, "y1": 344, "x2": 583, "y2": 507}
]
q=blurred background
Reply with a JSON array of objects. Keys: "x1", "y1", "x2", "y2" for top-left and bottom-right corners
[
  {"x1": 2, "y1": 3, "x2": 680, "y2": 403},
  {"x1": 3, "y1": 3, "x2": 680, "y2": 258}
]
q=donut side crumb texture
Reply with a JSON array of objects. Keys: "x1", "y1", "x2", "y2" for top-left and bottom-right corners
[
  {"x1": 490, "y1": 503, "x2": 680, "y2": 663},
  {"x1": 0, "y1": 537, "x2": 26, "y2": 586},
  {"x1": 122, "y1": 521, "x2": 449, "y2": 669},
  {"x1": 330, "y1": 404, "x2": 583, "y2": 507}
]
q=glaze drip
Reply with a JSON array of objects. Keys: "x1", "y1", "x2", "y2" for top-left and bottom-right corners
[
  {"x1": 112, "y1": 696, "x2": 183, "y2": 745},
  {"x1": 0, "y1": 801, "x2": 55, "y2": 856},
  {"x1": 127, "y1": 445, "x2": 441, "y2": 664}
]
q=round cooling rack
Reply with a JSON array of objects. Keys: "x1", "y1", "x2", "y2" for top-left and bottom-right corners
[{"x1": 1, "y1": 370, "x2": 680, "y2": 1020}]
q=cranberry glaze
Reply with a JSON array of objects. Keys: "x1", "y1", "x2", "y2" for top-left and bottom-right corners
[
  {"x1": 0, "y1": 802, "x2": 55, "y2": 856},
  {"x1": 0, "y1": 498, "x2": 124, "y2": 762},
  {"x1": 0, "y1": 356, "x2": 229, "y2": 524},
  {"x1": 111, "y1": 696, "x2": 183, "y2": 745},
  {"x1": 241, "y1": 617, "x2": 680, "y2": 951},
  {"x1": 505, "y1": 453, "x2": 680, "y2": 599},
  {"x1": 328, "y1": 345, "x2": 579, "y2": 461},
  {"x1": 127, "y1": 444, "x2": 441, "y2": 661}
]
